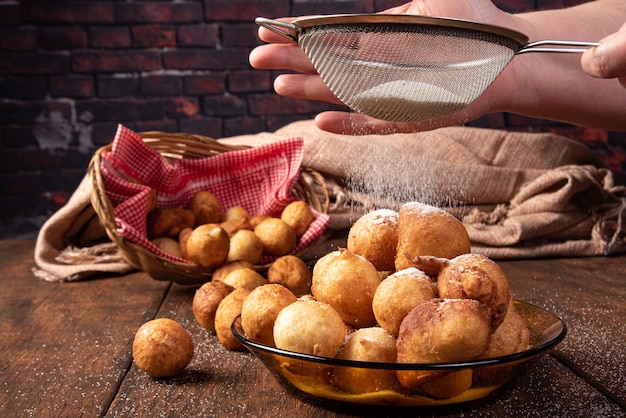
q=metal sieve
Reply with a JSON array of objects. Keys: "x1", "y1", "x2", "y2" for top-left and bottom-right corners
[{"x1": 256, "y1": 14, "x2": 600, "y2": 122}]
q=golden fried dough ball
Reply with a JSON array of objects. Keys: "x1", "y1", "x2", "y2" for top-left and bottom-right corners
[
  {"x1": 254, "y1": 218, "x2": 297, "y2": 256},
  {"x1": 420, "y1": 369, "x2": 473, "y2": 399},
  {"x1": 273, "y1": 300, "x2": 345, "y2": 357},
  {"x1": 248, "y1": 214, "x2": 270, "y2": 229},
  {"x1": 185, "y1": 224, "x2": 230, "y2": 268},
  {"x1": 151, "y1": 237, "x2": 183, "y2": 258},
  {"x1": 192, "y1": 280, "x2": 235, "y2": 332},
  {"x1": 396, "y1": 299, "x2": 491, "y2": 389},
  {"x1": 188, "y1": 190, "x2": 222, "y2": 225},
  {"x1": 311, "y1": 249, "x2": 381, "y2": 328},
  {"x1": 372, "y1": 267, "x2": 436, "y2": 336},
  {"x1": 267, "y1": 255, "x2": 312, "y2": 296},
  {"x1": 212, "y1": 260, "x2": 254, "y2": 282},
  {"x1": 222, "y1": 205, "x2": 249, "y2": 222},
  {"x1": 214, "y1": 287, "x2": 251, "y2": 350},
  {"x1": 221, "y1": 267, "x2": 266, "y2": 290},
  {"x1": 347, "y1": 209, "x2": 399, "y2": 272},
  {"x1": 147, "y1": 207, "x2": 195, "y2": 239},
  {"x1": 281, "y1": 200, "x2": 314, "y2": 237},
  {"x1": 241, "y1": 284, "x2": 297, "y2": 346},
  {"x1": 333, "y1": 327, "x2": 398, "y2": 394},
  {"x1": 226, "y1": 229, "x2": 263, "y2": 265},
  {"x1": 220, "y1": 217, "x2": 253, "y2": 237},
  {"x1": 178, "y1": 227, "x2": 193, "y2": 259},
  {"x1": 437, "y1": 253, "x2": 512, "y2": 330},
  {"x1": 132, "y1": 318, "x2": 194, "y2": 378},
  {"x1": 480, "y1": 309, "x2": 532, "y2": 359},
  {"x1": 395, "y1": 202, "x2": 471, "y2": 276}
]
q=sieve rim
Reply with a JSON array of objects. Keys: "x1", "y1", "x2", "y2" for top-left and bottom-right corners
[{"x1": 289, "y1": 14, "x2": 529, "y2": 48}]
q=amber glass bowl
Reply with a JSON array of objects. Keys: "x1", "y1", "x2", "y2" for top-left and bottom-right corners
[{"x1": 232, "y1": 300, "x2": 566, "y2": 407}]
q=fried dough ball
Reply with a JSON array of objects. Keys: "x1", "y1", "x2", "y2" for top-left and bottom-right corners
[
  {"x1": 132, "y1": 318, "x2": 194, "y2": 378},
  {"x1": 178, "y1": 227, "x2": 193, "y2": 259},
  {"x1": 333, "y1": 327, "x2": 398, "y2": 394},
  {"x1": 372, "y1": 267, "x2": 436, "y2": 336},
  {"x1": 151, "y1": 237, "x2": 183, "y2": 258},
  {"x1": 212, "y1": 260, "x2": 254, "y2": 282},
  {"x1": 273, "y1": 300, "x2": 346, "y2": 357},
  {"x1": 188, "y1": 190, "x2": 222, "y2": 225},
  {"x1": 214, "y1": 287, "x2": 251, "y2": 350},
  {"x1": 226, "y1": 229, "x2": 263, "y2": 265},
  {"x1": 480, "y1": 309, "x2": 532, "y2": 359},
  {"x1": 248, "y1": 214, "x2": 270, "y2": 228},
  {"x1": 281, "y1": 200, "x2": 314, "y2": 237},
  {"x1": 395, "y1": 202, "x2": 471, "y2": 276},
  {"x1": 222, "y1": 205, "x2": 249, "y2": 222},
  {"x1": 185, "y1": 224, "x2": 230, "y2": 268},
  {"x1": 420, "y1": 369, "x2": 473, "y2": 399},
  {"x1": 396, "y1": 299, "x2": 491, "y2": 389},
  {"x1": 222, "y1": 267, "x2": 266, "y2": 290},
  {"x1": 192, "y1": 280, "x2": 235, "y2": 332},
  {"x1": 437, "y1": 253, "x2": 512, "y2": 330},
  {"x1": 267, "y1": 255, "x2": 312, "y2": 296},
  {"x1": 147, "y1": 207, "x2": 195, "y2": 239},
  {"x1": 220, "y1": 217, "x2": 253, "y2": 237},
  {"x1": 311, "y1": 249, "x2": 381, "y2": 328},
  {"x1": 240, "y1": 284, "x2": 297, "y2": 346},
  {"x1": 347, "y1": 209, "x2": 399, "y2": 272},
  {"x1": 254, "y1": 218, "x2": 297, "y2": 256}
]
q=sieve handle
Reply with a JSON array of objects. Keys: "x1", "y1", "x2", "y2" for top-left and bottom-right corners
[
  {"x1": 255, "y1": 17, "x2": 299, "y2": 42},
  {"x1": 518, "y1": 40, "x2": 601, "y2": 54}
]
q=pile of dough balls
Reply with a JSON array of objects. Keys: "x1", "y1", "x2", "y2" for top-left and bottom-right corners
[
  {"x1": 148, "y1": 190, "x2": 315, "y2": 269},
  {"x1": 190, "y1": 202, "x2": 532, "y2": 399}
]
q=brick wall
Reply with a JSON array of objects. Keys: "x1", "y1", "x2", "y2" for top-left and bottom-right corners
[{"x1": 1, "y1": 0, "x2": 624, "y2": 239}]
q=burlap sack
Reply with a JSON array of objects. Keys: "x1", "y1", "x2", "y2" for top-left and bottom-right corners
[{"x1": 33, "y1": 120, "x2": 626, "y2": 282}]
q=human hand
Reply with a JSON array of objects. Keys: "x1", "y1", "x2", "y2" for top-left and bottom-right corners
[{"x1": 581, "y1": 22, "x2": 626, "y2": 88}]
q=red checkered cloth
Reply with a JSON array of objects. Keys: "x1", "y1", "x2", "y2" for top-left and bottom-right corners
[{"x1": 99, "y1": 125, "x2": 330, "y2": 264}]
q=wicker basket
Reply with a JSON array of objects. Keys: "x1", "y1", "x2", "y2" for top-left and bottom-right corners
[{"x1": 88, "y1": 131, "x2": 329, "y2": 285}]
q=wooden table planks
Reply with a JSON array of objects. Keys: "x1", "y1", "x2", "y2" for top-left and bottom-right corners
[{"x1": 1, "y1": 240, "x2": 625, "y2": 417}]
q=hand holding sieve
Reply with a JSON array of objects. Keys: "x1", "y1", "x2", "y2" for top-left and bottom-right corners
[{"x1": 256, "y1": 14, "x2": 600, "y2": 123}]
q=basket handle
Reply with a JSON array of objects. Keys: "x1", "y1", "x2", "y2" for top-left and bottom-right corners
[{"x1": 255, "y1": 17, "x2": 299, "y2": 42}]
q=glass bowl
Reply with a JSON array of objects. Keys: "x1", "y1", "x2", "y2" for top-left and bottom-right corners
[{"x1": 231, "y1": 300, "x2": 566, "y2": 407}]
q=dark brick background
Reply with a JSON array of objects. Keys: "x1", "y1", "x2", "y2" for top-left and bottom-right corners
[{"x1": 1, "y1": 0, "x2": 624, "y2": 239}]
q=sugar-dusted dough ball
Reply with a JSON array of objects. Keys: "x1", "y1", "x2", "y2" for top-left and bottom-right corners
[
  {"x1": 480, "y1": 309, "x2": 532, "y2": 359},
  {"x1": 333, "y1": 327, "x2": 398, "y2": 394},
  {"x1": 186, "y1": 224, "x2": 230, "y2": 268},
  {"x1": 281, "y1": 200, "x2": 314, "y2": 237},
  {"x1": 147, "y1": 207, "x2": 195, "y2": 239},
  {"x1": 372, "y1": 267, "x2": 436, "y2": 336},
  {"x1": 241, "y1": 284, "x2": 297, "y2": 346},
  {"x1": 151, "y1": 237, "x2": 183, "y2": 259},
  {"x1": 192, "y1": 280, "x2": 235, "y2": 332},
  {"x1": 132, "y1": 318, "x2": 194, "y2": 378},
  {"x1": 226, "y1": 229, "x2": 263, "y2": 265},
  {"x1": 188, "y1": 190, "x2": 222, "y2": 225},
  {"x1": 212, "y1": 260, "x2": 254, "y2": 282},
  {"x1": 273, "y1": 300, "x2": 345, "y2": 357},
  {"x1": 221, "y1": 267, "x2": 266, "y2": 290},
  {"x1": 214, "y1": 287, "x2": 251, "y2": 350},
  {"x1": 438, "y1": 253, "x2": 511, "y2": 330},
  {"x1": 254, "y1": 218, "x2": 297, "y2": 256},
  {"x1": 347, "y1": 209, "x2": 398, "y2": 271},
  {"x1": 395, "y1": 202, "x2": 471, "y2": 276},
  {"x1": 311, "y1": 249, "x2": 381, "y2": 328},
  {"x1": 267, "y1": 255, "x2": 312, "y2": 296}
]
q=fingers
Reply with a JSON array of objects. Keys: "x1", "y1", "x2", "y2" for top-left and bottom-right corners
[
  {"x1": 581, "y1": 23, "x2": 626, "y2": 81},
  {"x1": 249, "y1": 43, "x2": 317, "y2": 73},
  {"x1": 274, "y1": 74, "x2": 343, "y2": 104}
]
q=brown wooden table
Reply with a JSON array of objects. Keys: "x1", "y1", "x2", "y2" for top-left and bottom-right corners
[{"x1": 2, "y1": 239, "x2": 625, "y2": 417}]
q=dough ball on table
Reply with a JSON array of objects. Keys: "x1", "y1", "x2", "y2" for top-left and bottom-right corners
[
  {"x1": 281, "y1": 200, "x2": 314, "y2": 237},
  {"x1": 221, "y1": 267, "x2": 266, "y2": 291},
  {"x1": 437, "y1": 253, "x2": 512, "y2": 330},
  {"x1": 267, "y1": 255, "x2": 312, "y2": 296},
  {"x1": 395, "y1": 202, "x2": 471, "y2": 276},
  {"x1": 188, "y1": 190, "x2": 222, "y2": 225},
  {"x1": 372, "y1": 267, "x2": 436, "y2": 336},
  {"x1": 226, "y1": 229, "x2": 263, "y2": 265},
  {"x1": 212, "y1": 260, "x2": 254, "y2": 283},
  {"x1": 185, "y1": 224, "x2": 230, "y2": 268},
  {"x1": 132, "y1": 318, "x2": 194, "y2": 378},
  {"x1": 347, "y1": 209, "x2": 399, "y2": 272},
  {"x1": 214, "y1": 287, "x2": 251, "y2": 350},
  {"x1": 396, "y1": 299, "x2": 491, "y2": 389},
  {"x1": 311, "y1": 249, "x2": 382, "y2": 328},
  {"x1": 192, "y1": 280, "x2": 235, "y2": 332},
  {"x1": 151, "y1": 237, "x2": 183, "y2": 258},
  {"x1": 147, "y1": 207, "x2": 195, "y2": 239},
  {"x1": 222, "y1": 205, "x2": 249, "y2": 222},
  {"x1": 241, "y1": 284, "x2": 297, "y2": 346},
  {"x1": 254, "y1": 218, "x2": 297, "y2": 256},
  {"x1": 332, "y1": 327, "x2": 399, "y2": 394}
]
